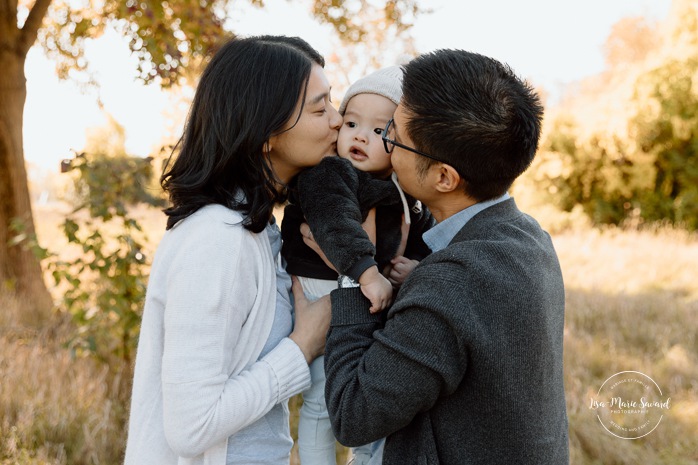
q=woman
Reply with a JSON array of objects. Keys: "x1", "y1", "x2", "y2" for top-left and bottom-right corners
[{"x1": 124, "y1": 35, "x2": 341, "y2": 465}]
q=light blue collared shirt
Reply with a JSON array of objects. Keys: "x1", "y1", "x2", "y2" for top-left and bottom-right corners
[{"x1": 422, "y1": 193, "x2": 510, "y2": 252}]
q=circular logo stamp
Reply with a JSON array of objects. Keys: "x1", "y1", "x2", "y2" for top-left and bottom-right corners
[{"x1": 588, "y1": 371, "x2": 671, "y2": 439}]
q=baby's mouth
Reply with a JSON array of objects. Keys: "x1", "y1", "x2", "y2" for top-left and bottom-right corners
[{"x1": 350, "y1": 146, "x2": 367, "y2": 160}]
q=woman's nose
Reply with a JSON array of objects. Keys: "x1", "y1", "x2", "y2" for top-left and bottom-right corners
[{"x1": 329, "y1": 105, "x2": 342, "y2": 130}]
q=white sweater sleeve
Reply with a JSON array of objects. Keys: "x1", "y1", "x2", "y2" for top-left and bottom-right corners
[{"x1": 159, "y1": 218, "x2": 310, "y2": 458}]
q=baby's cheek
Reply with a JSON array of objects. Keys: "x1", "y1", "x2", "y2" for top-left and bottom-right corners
[{"x1": 336, "y1": 138, "x2": 352, "y2": 160}]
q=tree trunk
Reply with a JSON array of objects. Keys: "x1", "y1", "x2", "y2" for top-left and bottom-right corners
[{"x1": 0, "y1": 45, "x2": 53, "y2": 323}]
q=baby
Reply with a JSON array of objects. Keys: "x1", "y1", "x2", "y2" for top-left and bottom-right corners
[{"x1": 281, "y1": 66, "x2": 434, "y2": 465}]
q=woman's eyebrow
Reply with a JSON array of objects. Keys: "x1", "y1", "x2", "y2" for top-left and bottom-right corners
[{"x1": 308, "y1": 91, "x2": 329, "y2": 106}]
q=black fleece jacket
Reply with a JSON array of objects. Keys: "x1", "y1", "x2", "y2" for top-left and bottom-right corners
[{"x1": 281, "y1": 156, "x2": 434, "y2": 281}]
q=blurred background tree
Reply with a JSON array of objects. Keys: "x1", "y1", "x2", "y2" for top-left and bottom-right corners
[
  {"x1": 0, "y1": 0, "x2": 422, "y2": 319},
  {"x1": 533, "y1": 0, "x2": 698, "y2": 230}
]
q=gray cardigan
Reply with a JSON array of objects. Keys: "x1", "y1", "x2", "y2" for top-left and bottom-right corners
[{"x1": 325, "y1": 198, "x2": 569, "y2": 464}]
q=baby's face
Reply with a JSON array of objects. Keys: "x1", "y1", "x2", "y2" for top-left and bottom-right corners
[{"x1": 337, "y1": 93, "x2": 397, "y2": 178}]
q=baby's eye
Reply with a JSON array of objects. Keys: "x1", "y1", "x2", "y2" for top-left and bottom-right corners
[
  {"x1": 346, "y1": 121, "x2": 357, "y2": 128},
  {"x1": 373, "y1": 128, "x2": 383, "y2": 135}
]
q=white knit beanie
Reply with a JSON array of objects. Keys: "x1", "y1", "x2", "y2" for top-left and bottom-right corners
[{"x1": 338, "y1": 65, "x2": 404, "y2": 115}]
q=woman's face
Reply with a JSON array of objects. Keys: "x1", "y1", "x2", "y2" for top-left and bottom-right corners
[{"x1": 269, "y1": 64, "x2": 342, "y2": 185}]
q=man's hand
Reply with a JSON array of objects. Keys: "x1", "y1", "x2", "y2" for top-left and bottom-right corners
[
  {"x1": 358, "y1": 265, "x2": 393, "y2": 313},
  {"x1": 289, "y1": 276, "x2": 332, "y2": 364}
]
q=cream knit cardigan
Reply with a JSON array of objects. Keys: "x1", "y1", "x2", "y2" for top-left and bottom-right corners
[{"x1": 124, "y1": 204, "x2": 311, "y2": 465}]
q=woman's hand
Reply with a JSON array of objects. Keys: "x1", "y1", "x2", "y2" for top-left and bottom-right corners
[
  {"x1": 300, "y1": 223, "x2": 336, "y2": 271},
  {"x1": 289, "y1": 276, "x2": 332, "y2": 364},
  {"x1": 300, "y1": 207, "x2": 379, "y2": 271},
  {"x1": 388, "y1": 256, "x2": 420, "y2": 287}
]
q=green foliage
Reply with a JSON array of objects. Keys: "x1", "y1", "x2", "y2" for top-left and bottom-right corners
[
  {"x1": 39, "y1": 0, "x2": 232, "y2": 85},
  {"x1": 67, "y1": 151, "x2": 165, "y2": 218},
  {"x1": 47, "y1": 152, "x2": 162, "y2": 366},
  {"x1": 630, "y1": 59, "x2": 698, "y2": 229},
  {"x1": 55, "y1": 152, "x2": 160, "y2": 365},
  {"x1": 537, "y1": 59, "x2": 698, "y2": 230},
  {"x1": 38, "y1": 0, "x2": 422, "y2": 87},
  {"x1": 310, "y1": 0, "x2": 421, "y2": 42},
  {"x1": 532, "y1": 0, "x2": 698, "y2": 231},
  {"x1": 537, "y1": 119, "x2": 653, "y2": 227}
]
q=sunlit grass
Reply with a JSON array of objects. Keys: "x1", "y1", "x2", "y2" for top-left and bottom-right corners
[
  {"x1": 555, "y1": 226, "x2": 698, "y2": 465},
  {"x1": 0, "y1": 293, "x2": 128, "y2": 465},
  {"x1": 1, "y1": 202, "x2": 696, "y2": 464}
]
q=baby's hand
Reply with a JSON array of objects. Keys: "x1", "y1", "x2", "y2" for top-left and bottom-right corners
[
  {"x1": 388, "y1": 256, "x2": 419, "y2": 287},
  {"x1": 358, "y1": 266, "x2": 393, "y2": 313}
]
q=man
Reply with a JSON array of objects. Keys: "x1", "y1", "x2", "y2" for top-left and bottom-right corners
[{"x1": 323, "y1": 49, "x2": 569, "y2": 464}]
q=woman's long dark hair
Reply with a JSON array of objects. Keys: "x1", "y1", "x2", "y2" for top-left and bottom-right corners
[{"x1": 161, "y1": 35, "x2": 325, "y2": 232}]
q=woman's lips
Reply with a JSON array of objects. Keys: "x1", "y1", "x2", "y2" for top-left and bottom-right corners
[{"x1": 326, "y1": 142, "x2": 337, "y2": 156}]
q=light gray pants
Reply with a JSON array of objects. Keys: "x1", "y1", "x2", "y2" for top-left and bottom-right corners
[
  {"x1": 295, "y1": 277, "x2": 385, "y2": 465},
  {"x1": 297, "y1": 277, "x2": 337, "y2": 465}
]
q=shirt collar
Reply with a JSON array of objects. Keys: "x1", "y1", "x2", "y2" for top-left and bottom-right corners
[{"x1": 423, "y1": 192, "x2": 510, "y2": 252}]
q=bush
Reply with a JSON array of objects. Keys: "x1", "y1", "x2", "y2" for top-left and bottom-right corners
[
  {"x1": 534, "y1": 0, "x2": 698, "y2": 231},
  {"x1": 537, "y1": 58, "x2": 698, "y2": 230},
  {"x1": 43, "y1": 151, "x2": 164, "y2": 368}
]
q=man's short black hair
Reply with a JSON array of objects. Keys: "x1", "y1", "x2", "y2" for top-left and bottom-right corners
[{"x1": 401, "y1": 49, "x2": 543, "y2": 201}]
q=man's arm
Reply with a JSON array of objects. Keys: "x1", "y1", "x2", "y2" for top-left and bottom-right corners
[{"x1": 324, "y1": 261, "x2": 469, "y2": 446}]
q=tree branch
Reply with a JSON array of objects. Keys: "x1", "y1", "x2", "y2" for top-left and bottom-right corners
[
  {"x1": 1, "y1": 0, "x2": 16, "y2": 20},
  {"x1": 19, "y1": 0, "x2": 52, "y2": 54},
  {"x1": 1, "y1": 0, "x2": 19, "y2": 43}
]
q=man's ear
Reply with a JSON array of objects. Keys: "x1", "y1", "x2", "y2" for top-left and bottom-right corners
[{"x1": 434, "y1": 164, "x2": 463, "y2": 193}]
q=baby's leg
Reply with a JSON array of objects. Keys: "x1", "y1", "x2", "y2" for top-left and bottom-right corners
[
  {"x1": 352, "y1": 443, "x2": 372, "y2": 465},
  {"x1": 298, "y1": 355, "x2": 336, "y2": 465},
  {"x1": 296, "y1": 277, "x2": 338, "y2": 465},
  {"x1": 352, "y1": 438, "x2": 385, "y2": 465}
]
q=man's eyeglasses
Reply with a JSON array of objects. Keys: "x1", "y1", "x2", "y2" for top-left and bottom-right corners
[
  {"x1": 382, "y1": 118, "x2": 472, "y2": 182},
  {"x1": 381, "y1": 118, "x2": 438, "y2": 162}
]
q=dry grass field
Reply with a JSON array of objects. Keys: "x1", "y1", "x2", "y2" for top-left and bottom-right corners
[{"x1": 1, "y1": 201, "x2": 697, "y2": 464}]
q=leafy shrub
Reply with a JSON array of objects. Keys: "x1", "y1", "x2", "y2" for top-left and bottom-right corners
[
  {"x1": 43, "y1": 152, "x2": 164, "y2": 367},
  {"x1": 536, "y1": 58, "x2": 698, "y2": 230}
]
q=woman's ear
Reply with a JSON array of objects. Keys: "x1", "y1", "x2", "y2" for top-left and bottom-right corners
[
  {"x1": 264, "y1": 140, "x2": 273, "y2": 153},
  {"x1": 434, "y1": 164, "x2": 463, "y2": 193}
]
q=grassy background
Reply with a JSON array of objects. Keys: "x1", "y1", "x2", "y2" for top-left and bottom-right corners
[{"x1": 1, "y1": 201, "x2": 697, "y2": 464}]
